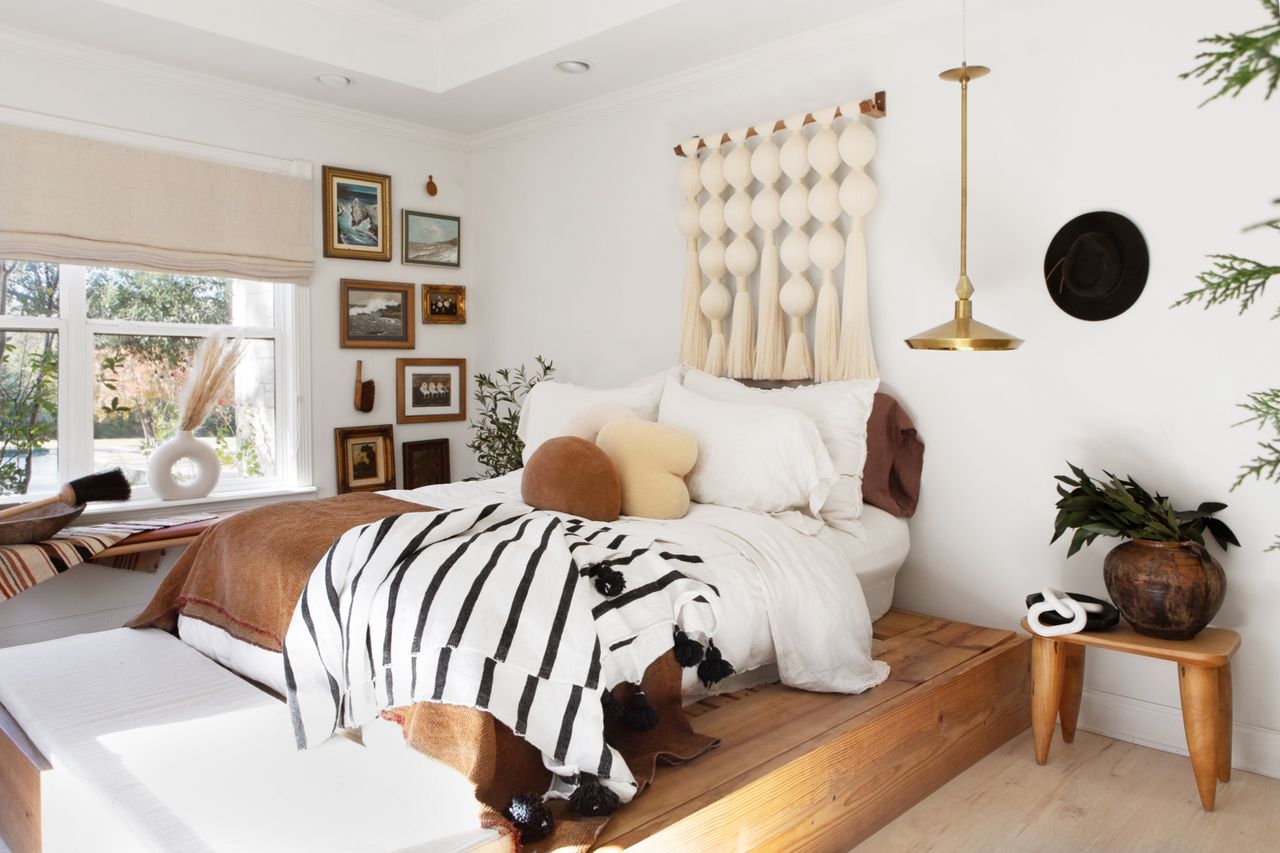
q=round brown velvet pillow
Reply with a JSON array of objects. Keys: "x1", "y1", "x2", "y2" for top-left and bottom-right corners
[{"x1": 521, "y1": 436, "x2": 622, "y2": 522}]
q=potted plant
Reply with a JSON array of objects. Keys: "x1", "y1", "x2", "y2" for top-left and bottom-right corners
[{"x1": 1051, "y1": 463, "x2": 1240, "y2": 640}]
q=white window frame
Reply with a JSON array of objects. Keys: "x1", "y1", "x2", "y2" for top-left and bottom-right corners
[{"x1": 0, "y1": 263, "x2": 312, "y2": 515}]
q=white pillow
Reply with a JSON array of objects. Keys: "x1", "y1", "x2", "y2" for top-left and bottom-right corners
[
  {"x1": 518, "y1": 378, "x2": 665, "y2": 464},
  {"x1": 681, "y1": 370, "x2": 879, "y2": 534},
  {"x1": 657, "y1": 379, "x2": 837, "y2": 519}
]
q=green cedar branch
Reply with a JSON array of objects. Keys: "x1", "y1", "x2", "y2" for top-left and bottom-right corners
[{"x1": 1181, "y1": 0, "x2": 1280, "y2": 104}]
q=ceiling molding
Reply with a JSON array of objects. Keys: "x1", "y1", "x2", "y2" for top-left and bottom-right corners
[
  {"x1": 0, "y1": 24, "x2": 470, "y2": 152},
  {"x1": 468, "y1": 0, "x2": 911, "y2": 152}
]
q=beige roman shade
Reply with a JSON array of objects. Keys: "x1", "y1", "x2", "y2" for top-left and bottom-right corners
[{"x1": 0, "y1": 124, "x2": 314, "y2": 284}]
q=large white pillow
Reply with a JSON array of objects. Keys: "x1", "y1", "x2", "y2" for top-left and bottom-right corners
[
  {"x1": 518, "y1": 377, "x2": 666, "y2": 464},
  {"x1": 681, "y1": 370, "x2": 879, "y2": 534},
  {"x1": 657, "y1": 379, "x2": 837, "y2": 520}
]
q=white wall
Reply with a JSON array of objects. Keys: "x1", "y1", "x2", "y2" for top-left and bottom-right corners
[
  {"x1": 0, "y1": 34, "x2": 479, "y2": 646},
  {"x1": 468, "y1": 0, "x2": 1280, "y2": 773}
]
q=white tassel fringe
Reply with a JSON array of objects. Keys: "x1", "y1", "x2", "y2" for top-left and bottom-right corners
[
  {"x1": 727, "y1": 288, "x2": 754, "y2": 378},
  {"x1": 837, "y1": 223, "x2": 878, "y2": 379},
  {"x1": 679, "y1": 244, "x2": 708, "y2": 368},
  {"x1": 782, "y1": 329, "x2": 812, "y2": 380},
  {"x1": 704, "y1": 332, "x2": 727, "y2": 377},
  {"x1": 812, "y1": 274, "x2": 840, "y2": 383},
  {"x1": 753, "y1": 242, "x2": 785, "y2": 379}
]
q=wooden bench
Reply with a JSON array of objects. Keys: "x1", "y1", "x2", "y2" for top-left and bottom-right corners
[{"x1": 93, "y1": 514, "x2": 225, "y2": 560}]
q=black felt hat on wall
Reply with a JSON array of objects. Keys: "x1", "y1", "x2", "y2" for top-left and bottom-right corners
[{"x1": 1043, "y1": 211, "x2": 1149, "y2": 321}]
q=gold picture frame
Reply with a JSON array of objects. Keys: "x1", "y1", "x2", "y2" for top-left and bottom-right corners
[
  {"x1": 323, "y1": 166, "x2": 392, "y2": 261},
  {"x1": 423, "y1": 285, "x2": 466, "y2": 324},
  {"x1": 334, "y1": 424, "x2": 395, "y2": 493},
  {"x1": 396, "y1": 357, "x2": 467, "y2": 424},
  {"x1": 340, "y1": 279, "x2": 415, "y2": 349}
]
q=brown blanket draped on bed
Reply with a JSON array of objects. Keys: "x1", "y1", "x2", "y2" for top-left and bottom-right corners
[{"x1": 129, "y1": 494, "x2": 717, "y2": 852}]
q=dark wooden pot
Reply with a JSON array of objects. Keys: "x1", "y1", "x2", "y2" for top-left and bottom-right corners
[{"x1": 1102, "y1": 540, "x2": 1225, "y2": 640}]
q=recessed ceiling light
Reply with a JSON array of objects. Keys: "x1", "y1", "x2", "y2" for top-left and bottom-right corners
[
  {"x1": 554, "y1": 60, "x2": 592, "y2": 74},
  {"x1": 315, "y1": 73, "x2": 352, "y2": 87}
]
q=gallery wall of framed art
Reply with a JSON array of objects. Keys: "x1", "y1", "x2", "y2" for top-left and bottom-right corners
[{"x1": 322, "y1": 162, "x2": 469, "y2": 492}]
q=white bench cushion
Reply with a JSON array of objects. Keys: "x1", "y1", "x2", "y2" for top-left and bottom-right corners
[{"x1": 0, "y1": 628, "x2": 496, "y2": 853}]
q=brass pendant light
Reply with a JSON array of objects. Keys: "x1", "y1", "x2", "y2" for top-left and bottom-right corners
[{"x1": 905, "y1": 4, "x2": 1022, "y2": 351}]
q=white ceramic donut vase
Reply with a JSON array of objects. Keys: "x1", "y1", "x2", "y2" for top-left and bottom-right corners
[{"x1": 147, "y1": 430, "x2": 220, "y2": 500}]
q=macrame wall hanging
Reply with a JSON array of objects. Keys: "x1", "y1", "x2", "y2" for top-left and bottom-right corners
[{"x1": 675, "y1": 91, "x2": 886, "y2": 382}]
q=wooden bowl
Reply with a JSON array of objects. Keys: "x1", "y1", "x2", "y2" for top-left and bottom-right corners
[{"x1": 0, "y1": 501, "x2": 86, "y2": 546}]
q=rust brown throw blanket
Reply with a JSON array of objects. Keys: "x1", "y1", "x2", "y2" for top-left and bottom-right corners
[{"x1": 129, "y1": 495, "x2": 717, "y2": 851}]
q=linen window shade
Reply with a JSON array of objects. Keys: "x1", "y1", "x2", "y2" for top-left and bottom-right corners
[{"x1": 0, "y1": 124, "x2": 314, "y2": 284}]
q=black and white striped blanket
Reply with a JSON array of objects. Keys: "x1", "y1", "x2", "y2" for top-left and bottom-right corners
[{"x1": 283, "y1": 502, "x2": 722, "y2": 803}]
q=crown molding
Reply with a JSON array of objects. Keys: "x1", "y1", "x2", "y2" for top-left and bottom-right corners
[
  {"x1": 0, "y1": 25, "x2": 470, "y2": 152},
  {"x1": 468, "y1": 0, "x2": 915, "y2": 152}
]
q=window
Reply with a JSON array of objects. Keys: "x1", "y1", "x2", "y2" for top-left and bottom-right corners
[{"x1": 0, "y1": 260, "x2": 306, "y2": 501}]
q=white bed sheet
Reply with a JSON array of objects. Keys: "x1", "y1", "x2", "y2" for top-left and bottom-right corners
[
  {"x1": 385, "y1": 473, "x2": 906, "y2": 695},
  {"x1": 179, "y1": 473, "x2": 908, "y2": 701},
  {"x1": 0, "y1": 628, "x2": 498, "y2": 853}
]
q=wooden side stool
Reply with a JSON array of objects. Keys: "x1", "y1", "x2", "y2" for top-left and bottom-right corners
[{"x1": 1020, "y1": 618, "x2": 1241, "y2": 811}]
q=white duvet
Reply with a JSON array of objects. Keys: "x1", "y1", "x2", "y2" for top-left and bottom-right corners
[{"x1": 381, "y1": 473, "x2": 889, "y2": 695}]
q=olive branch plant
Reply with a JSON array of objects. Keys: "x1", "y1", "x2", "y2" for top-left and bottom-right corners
[
  {"x1": 466, "y1": 356, "x2": 554, "y2": 480},
  {"x1": 1176, "y1": 0, "x2": 1280, "y2": 549}
]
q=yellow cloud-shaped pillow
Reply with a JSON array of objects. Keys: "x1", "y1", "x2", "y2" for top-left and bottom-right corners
[{"x1": 595, "y1": 420, "x2": 697, "y2": 519}]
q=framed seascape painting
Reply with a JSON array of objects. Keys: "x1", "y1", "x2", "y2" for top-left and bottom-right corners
[
  {"x1": 423, "y1": 284, "x2": 466, "y2": 324},
  {"x1": 340, "y1": 279, "x2": 415, "y2": 349},
  {"x1": 403, "y1": 438, "x2": 451, "y2": 489},
  {"x1": 403, "y1": 210, "x2": 461, "y2": 267},
  {"x1": 396, "y1": 357, "x2": 466, "y2": 424},
  {"x1": 335, "y1": 424, "x2": 395, "y2": 493},
  {"x1": 323, "y1": 166, "x2": 392, "y2": 261}
]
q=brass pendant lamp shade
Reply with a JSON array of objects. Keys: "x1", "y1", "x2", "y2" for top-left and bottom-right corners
[{"x1": 905, "y1": 63, "x2": 1022, "y2": 351}]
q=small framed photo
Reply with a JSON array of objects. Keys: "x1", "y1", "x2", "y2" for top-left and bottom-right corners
[
  {"x1": 423, "y1": 285, "x2": 466, "y2": 324},
  {"x1": 335, "y1": 424, "x2": 395, "y2": 493},
  {"x1": 403, "y1": 210, "x2": 461, "y2": 267},
  {"x1": 403, "y1": 438, "x2": 451, "y2": 489},
  {"x1": 396, "y1": 357, "x2": 466, "y2": 424},
  {"x1": 340, "y1": 279, "x2": 415, "y2": 349},
  {"x1": 323, "y1": 166, "x2": 392, "y2": 262}
]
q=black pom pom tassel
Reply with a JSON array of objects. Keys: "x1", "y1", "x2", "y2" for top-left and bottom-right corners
[
  {"x1": 593, "y1": 563, "x2": 626, "y2": 597},
  {"x1": 569, "y1": 773, "x2": 621, "y2": 817},
  {"x1": 601, "y1": 688, "x2": 623, "y2": 725},
  {"x1": 622, "y1": 687, "x2": 659, "y2": 732},
  {"x1": 697, "y1": 640, "x2": 735, "y2": 688},
  {"x1": 504, "y1": 792, "x2": 554, "y2": 842},
  {"x1": 672, "y1": 630, "x2": 704, "y2": 668}
]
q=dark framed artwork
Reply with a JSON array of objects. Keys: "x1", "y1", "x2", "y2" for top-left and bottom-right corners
[
  {"x1": 402, "y1": 438, "x2": 451, "y2": 489},
  {"x1": 323, "y1": 166, "x2": 392, "y2": 262},
  {"x1": 335, "y1": 424, "x2": 395, "y2": 493},
  {"x1": 340, "y1": 279, "x2": 415, "y2": 349},
  {"x1": 423, "y1": 284, "x2": 466, "y2": 324},
  {"x1": 402, "y1": 210, "x2": 461, "y2": 267},
  {"x1": 396, "y1": 357, "x2": 466, "y2": 424}
]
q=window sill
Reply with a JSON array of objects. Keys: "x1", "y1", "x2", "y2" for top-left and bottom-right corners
[{"x1": 82, "y1": 485, "x2": 317, "y2": 523}]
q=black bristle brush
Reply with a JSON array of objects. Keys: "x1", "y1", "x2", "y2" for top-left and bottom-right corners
[{"x1": 0, "y1": 469, "x2": 132, "y2": 521}]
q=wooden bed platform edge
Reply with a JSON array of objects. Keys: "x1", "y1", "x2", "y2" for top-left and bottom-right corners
[
  {"x1": 0, "y1": 610, "x2": 1029, "y2": 853},
  {"x1": 595, "y1": 609, "x2": 1032, "y2": 851}
]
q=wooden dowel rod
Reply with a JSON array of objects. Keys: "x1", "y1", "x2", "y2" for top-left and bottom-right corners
[
  {"x1": 674, "y1": 91, "x2": 886, "y2": 157},
  {"x1": 95, "y1": 535, "x2": 200, "y2": 558}
]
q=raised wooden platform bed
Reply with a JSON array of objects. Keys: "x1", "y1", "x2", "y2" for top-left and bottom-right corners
[{"x1": 594, "y1": 609, "x2": 1031, "y2": 851}]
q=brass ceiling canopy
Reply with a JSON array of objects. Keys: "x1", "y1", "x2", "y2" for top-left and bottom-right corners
[{"x1": 905, "y1": 62, "x2": 1022, "y2": 352}]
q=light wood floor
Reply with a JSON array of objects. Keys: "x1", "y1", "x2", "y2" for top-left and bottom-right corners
[{"x1": 858, "y1": 730, "x2": 1280, "y2": 852}]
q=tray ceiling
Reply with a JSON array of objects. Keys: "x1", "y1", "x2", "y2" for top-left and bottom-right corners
[{"x1": 0, "y1": 0, "x2": 892, "y2": 135}]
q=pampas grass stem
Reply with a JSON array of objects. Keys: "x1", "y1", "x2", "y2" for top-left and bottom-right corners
[{"x1": 179, "y1": 334, "x2": 246, "y2": 432}]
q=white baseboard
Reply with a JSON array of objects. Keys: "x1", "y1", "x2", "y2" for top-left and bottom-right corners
[{"x1": 1077, "y1": 687, "x2": 1280, "y2": 780}]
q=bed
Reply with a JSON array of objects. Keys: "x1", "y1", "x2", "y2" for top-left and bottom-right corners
[{"x1": 0, "y1": 374, "x2": 1028, "y2": 853}]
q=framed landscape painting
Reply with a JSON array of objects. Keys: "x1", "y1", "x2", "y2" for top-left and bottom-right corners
[
  {"x1": 423, "y1": 284, "x2": 466, "y2": 324},
  {"x1": 396, "y1": 357, "x2": 466, "y2": 424},
  {"x1": 403, "y1": 210, "x2": 461, "y2": 267},
  {"x1": 335, "y1": 424, "x2": 395, "y2": 493},
  {"x1": 323, "y1": 166, "x2": 392, "y2": 261},
  {"x1": 340, "y1": 279, "x2": 415, "y2": 349}
]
